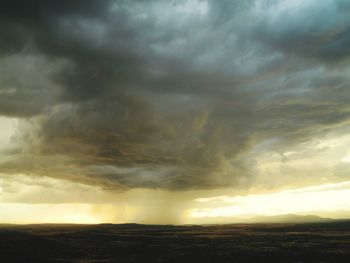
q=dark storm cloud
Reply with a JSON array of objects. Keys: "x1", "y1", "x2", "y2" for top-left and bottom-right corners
[
  {"x1": 1, "y1": 0, "x2": 350, "y2": 190},
  {"x1": 250, "y1": 0, "x2": 350, "y2": 64},
  {"x1": 0, "y1": 0, "x2": 111, "y2": 54}
]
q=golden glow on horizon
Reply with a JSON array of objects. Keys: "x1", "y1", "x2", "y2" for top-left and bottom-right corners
[
  {"x1": 0, "y1": 203, "x2": 103, "y2": 224},
  {"x1": 1, "y1": 181, "x2": 350, "y2": 224},
  {"x1": 189, "y1": 181, "x2": 350, "y2": 219}
]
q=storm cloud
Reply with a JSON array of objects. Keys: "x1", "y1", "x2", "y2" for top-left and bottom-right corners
[{"x1": 1, "y1": 0, "x2": 350, "y2": 190}]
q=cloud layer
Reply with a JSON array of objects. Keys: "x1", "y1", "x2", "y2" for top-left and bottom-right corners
[{"x1": 1, "y1": 0, "x2": 350, "y2": 190}]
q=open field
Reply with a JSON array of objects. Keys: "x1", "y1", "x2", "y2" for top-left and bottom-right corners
[{"x1": 1, "y1": 221, "x2": 350, "y2": 262}]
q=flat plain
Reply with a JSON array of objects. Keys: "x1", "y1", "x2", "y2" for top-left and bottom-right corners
[{"x1": 1, "y1": 221, "x2": 350, "y2": 262}]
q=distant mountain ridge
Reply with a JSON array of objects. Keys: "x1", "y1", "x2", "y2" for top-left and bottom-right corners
[{"x1": 244, "y1": 214, "x2": 331, "y2": 223}]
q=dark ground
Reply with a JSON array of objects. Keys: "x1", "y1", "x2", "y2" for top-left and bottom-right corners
[{"x1": 1, "y1": 221, "x2": 350, "y2": 262}]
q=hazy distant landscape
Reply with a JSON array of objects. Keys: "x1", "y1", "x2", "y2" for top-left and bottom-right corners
[{"x1": 1, "y1": 220, "x2": 350, "y2": 262}]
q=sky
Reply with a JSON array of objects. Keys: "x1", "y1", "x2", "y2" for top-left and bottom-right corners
[{"x1": 1, "y1": 0, "x2": 350, "y2": 224}]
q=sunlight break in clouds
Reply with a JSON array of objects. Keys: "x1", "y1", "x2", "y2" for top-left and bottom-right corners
[{"x1": 189, "y1": 181, "x2": 350, "y2": 219}]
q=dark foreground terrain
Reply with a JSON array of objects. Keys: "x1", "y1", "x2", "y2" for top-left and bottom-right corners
[{"x1": 1, "y1": 221, "x2": 350, "y2": 262}]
